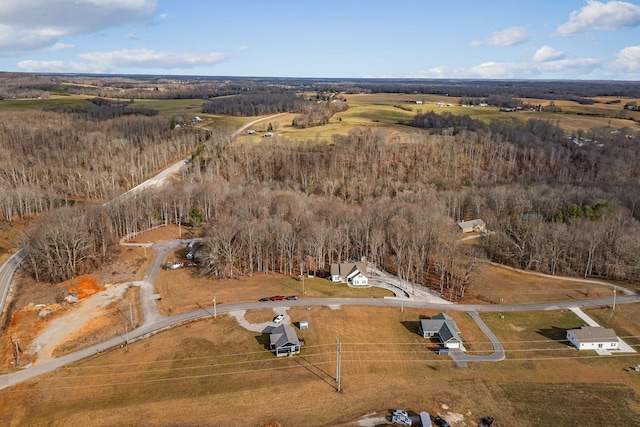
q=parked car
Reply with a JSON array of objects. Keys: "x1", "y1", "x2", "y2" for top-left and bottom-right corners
[
  {"x1": 270, "y1": 295, "x2": 285, "y2": 301},
  {"x1": 392, "y1": 410, "x2": 409, "y2": 418},
  {"x1": 285, "y1": 295, "x2": 298, "y2": 300},
  {"x1": 419, "y1": 412, "x2": 432, "y2": 427},
  {"x1": 273, "y1": 314, "x2": 285, "y2": 323},
  {"x1": 259, "y1": 297, "x2": 270, "y2": 302},
  {"x1": 434, "y1": 415, "x2": 450, "y2": 427},
  {"x1": 391, "y1": 414, "x2": 412, "y2": 426}
]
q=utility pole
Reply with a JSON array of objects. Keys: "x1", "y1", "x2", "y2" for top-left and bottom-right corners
[
  {"x1": 11, "y1": 337, "x2": 21, "y2": 367},
  {"x1": 213, "y1": 296, "x2": 217, "y2": 319},
  {"x1": 613, "y1": 289, "x2": 616, "y2": 311},
  {"x1": 336, "y1": 335, "x2": 342, "y2": 392}
]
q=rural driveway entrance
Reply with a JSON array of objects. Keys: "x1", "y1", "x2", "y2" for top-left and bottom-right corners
[{"x1": 449, "y1": 311, "x2": 506, "y2": 368}]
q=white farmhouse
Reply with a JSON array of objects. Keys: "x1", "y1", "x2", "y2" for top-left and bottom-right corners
[
  {"x1": 567, "y1": 325, "x2": 619, "y2": 351},
  {"x1": 329, "y1": 262, "x2": 368, "y2": 286}
]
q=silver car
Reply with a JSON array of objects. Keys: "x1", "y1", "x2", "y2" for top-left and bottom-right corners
[{"x1": 392, "y1": 414, "x2": 412, "y2": 426}]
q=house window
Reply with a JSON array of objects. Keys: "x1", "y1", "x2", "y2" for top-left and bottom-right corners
[{"x1": 598, "y1": 343, "x2": 603, "y2": 348}]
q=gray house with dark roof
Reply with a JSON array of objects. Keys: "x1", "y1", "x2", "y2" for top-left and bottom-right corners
[
  {"x1": 329, "y1": 262, "x2": 368, "y2": 286},
  {"x1": 419, "y1": 313, "x2": 462, "y2": 349},
  {"x1": 269, "y1": 324, "x2": 301, "y2": 357}
]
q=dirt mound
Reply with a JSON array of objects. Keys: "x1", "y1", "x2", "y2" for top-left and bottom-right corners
[{"x1": 62, "y1": 275, "x2": 103, "y2": 299}]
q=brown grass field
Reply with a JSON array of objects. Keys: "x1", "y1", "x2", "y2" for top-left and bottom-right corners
[
  {"x1": 467, "y1": 263, "x2": 617, "y2": 305},
  {"x1": 1, "y1": 304, "x2": 639, "y2": 426},
  {"x1": 2, "y1": 91, "x2": 640, "y2": 425},
  {"x1": 230, "y1": 92, "x2": 640, "y2": 146},
  {"x1": 1, "y1": 227, "x2": 640, "y2": 426}
]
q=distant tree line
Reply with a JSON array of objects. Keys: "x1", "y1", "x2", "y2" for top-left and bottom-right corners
[
  {"x1": 292, "y1": 100, "x2": 348, "y2": 128},
  {"x1": 202, "y1": 93, "x2": 307, "y2": 116},
  {"x1": 45, "y1": 97, "x2": 159, "y2": 120}
]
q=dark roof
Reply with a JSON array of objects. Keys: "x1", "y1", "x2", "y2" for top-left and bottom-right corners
[
  {"x1": 270, "y1": 324, "x2": 300, "y2": 349},
  {"x1": 420, "y1": 313, "x2": 462, "y2": 343}
]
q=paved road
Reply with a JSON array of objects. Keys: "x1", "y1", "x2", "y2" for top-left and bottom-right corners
[
  {"x1": 0, "y1": 249, "x2": 24, "y2": 319},
  {"x1": 2, "y1": 114, "x2": 640, "y2": 388},
  {"x1": 1, "y1": 279, "x2": 638, "y2": 389},
  {"x1": 230, "y1": 113, "x2": 286, "y2": 138}
]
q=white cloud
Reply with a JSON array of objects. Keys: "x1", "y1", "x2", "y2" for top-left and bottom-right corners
[
  {"x1": 406, "y1": 66, "x2": 458, "y2": 79},
  {"x1": 403, "y1": 55, "x2": 602, "y2": 80},
  {"x1": 79, "y1": 49, "x2": 227, "y2": 69},
  {"x1": 17, "y1": 59, "x2": 103, "y2": 73},
  {"x1": 18, "y1": 48, "x2": 228, "y2": 73},
  {"x1": 469, "y1": 61, "x2": 537, "y2": 79},
  {"x1": 50, "y1": 42, "x2": 74, "y2": 51},
  {"x1": 611, "y1": 45, "x2": 640, "y2": 72},
  {"x1": 533, "y1": 45, "x2": 565, "y2": 62},
  {"x1": 0, "y1": 0, "x2": 157, "y2": 54},
  {"x1": 127, "y1": 33, "x2": 140, "y2": 41},
  {"x1": 237, "y1": 45, "x2": 250, "y2": 51},
  {"x1": 555, "y1": 1, "x2": 640, "y2": 36},
  {"x1": 536, "y1": 58, "x2": 602, "y2": 74},
  {"x1": 469, "y1": 26, "x2": 528, "y2": 47}
]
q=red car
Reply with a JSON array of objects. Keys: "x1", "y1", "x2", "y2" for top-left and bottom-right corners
[{"x1": 270, "y1": 295, "x2": 285, "y2": 301}]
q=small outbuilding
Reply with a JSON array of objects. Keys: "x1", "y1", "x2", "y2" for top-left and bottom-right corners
[
  {"x1": 270, "y1": 324, "x2": 301, "y2": 357},
  {"x1": 567, "y1": 325, "x2": 619, "y2": 350},
  {"x1": 299, "y1": 321, "x2": 308, "y2": 330}
]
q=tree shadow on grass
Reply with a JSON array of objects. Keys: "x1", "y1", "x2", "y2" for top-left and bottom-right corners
[
  {"x1": 536, "y1": 326, "x2": 573, "y2": 347},
  {"x1": 400, "y1": 320, "x2": 421, "y2": 336},
  {"x1": 254, "y1": 328, "x2": 275, "y2": 350}
]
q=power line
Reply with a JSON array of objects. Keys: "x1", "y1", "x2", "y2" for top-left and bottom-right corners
[{"x1": 2, "y1": 351, "x2": 639, "y2": 395}]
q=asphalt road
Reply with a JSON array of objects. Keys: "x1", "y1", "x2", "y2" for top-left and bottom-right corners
[
  {"x1": 2, "y1": 115, "x2": 640, "y2": 389},
  {"x1": 0, "y1": 249, "x2": 24, "y2": 319}
]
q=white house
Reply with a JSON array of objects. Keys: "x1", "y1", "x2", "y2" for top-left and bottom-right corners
[
  {"x1": 567, "y1": 325, "x2": 619, "y2": 351},
  {"x1": 329, "y1": 262, "x2": 368, "y2": 286},
  {"x1": 457, "y1": 219, "x2": 486, "y2": 233},
  {"x1": 419, "y1": 313, "x2": 462, "y2": 349},
  {"x1": 192, "y1": 116, "x2": 203, "y2": 123}
]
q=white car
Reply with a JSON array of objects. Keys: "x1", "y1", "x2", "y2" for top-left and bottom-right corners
[
  {"x1": 273, "y1": 314, "x2": 285, "y2": 324},
  {"x1": 392, "y1": 414, "x2": 412, "y2": 426},
  {"x1": 393, "y1": 410, "x2": 409, "y2": 418}
]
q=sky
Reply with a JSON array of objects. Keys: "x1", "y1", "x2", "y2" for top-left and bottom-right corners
[{"x1": 1, "y1": 0, "x2": 640, "y2": 80}]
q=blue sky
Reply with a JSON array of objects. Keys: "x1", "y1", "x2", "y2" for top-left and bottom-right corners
[{"x1": 1, "y1": 0, "x2": 640, "y2": 80}]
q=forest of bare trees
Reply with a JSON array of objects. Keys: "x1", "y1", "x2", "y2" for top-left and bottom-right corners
[
  {"x1": 0, "y1": 109, "x2": 211, "y2": 221},
  {"x1": 3, "y1": 75, "x2": 640, "y2": 291}
]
